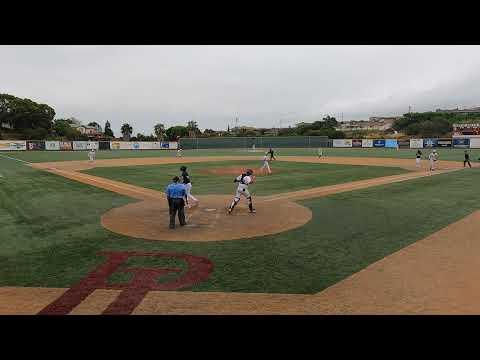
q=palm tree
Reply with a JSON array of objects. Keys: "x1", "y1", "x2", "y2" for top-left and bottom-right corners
[
  {"x1": 121, "y1": 123, "x2": 133, "y2": 141},
  {"x1": 154, "y1": 123, "x2": 166, "y2": 141}
]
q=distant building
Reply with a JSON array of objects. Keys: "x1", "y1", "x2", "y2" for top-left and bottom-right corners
[
  {"x1": 71, "y1": 124, "x2": 102, "y2": 136},
  {"x1": 337, "y1": 117, "x2": 399, "y2": 131},
  {"x1": 436, "y1": 106, "x2": 480, "y2": 114}
]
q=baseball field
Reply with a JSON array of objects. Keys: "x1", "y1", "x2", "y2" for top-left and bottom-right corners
[{"x1": 1, "y1": 147, "x2": 480, "y2": 314}]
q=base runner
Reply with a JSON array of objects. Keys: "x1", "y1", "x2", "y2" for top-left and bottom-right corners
[
  {"x1": 261, "y1": 153, "x2": 272, "y2": 174},
  {"x1": 180, "y1": 165, "x2": 199, "y2": 207},
  {"x1": 227, "y1": 169, "x2": 256, "y2": 214}
]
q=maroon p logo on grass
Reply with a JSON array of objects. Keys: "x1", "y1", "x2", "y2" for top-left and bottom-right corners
[{"x1": 38, "y1": 251, "x2": 214, "y2": 315}]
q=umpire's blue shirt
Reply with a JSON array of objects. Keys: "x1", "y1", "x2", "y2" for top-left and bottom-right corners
[{"x1": 166, "y1": 183, "x2": 186, "y2": 199}]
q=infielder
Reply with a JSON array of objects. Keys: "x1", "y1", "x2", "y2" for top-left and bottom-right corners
[
  {"x1": 228, "y1": 169, "x2": 256, "y2": 214},
  {"x1": 428, "y1": 150, "x2": 438, "y2": 171},
  {"x1": 176, "y1": 146, "x2": 183, "y2": 157},
  {"x1": 318, "y1": 148, "x2": 323, "y2": 158},
  {"x1": 88, "y1": 149, "x2": 96, "y2": 162},
  {"x1": 415, "y1": 149, "x2": 422, "y2": 168},
  {"x1": 261, "y1": 153, "x2": 272, "y2": 175},
  {"x1": 180, "y1": 165, "x2": 199, "y2": 207},
  {"x1": 464, "y1": 151, "x2": 472, "y2": 168},
  {"x1": 267, "y1": 148, "x2": 276, "y2": 160}
]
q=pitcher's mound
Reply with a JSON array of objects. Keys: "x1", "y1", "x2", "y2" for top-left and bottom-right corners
[
  {"x1": 101, "y1": 195, "x2": 311, "y2": 242},
  {"x1": 202, "y1": 166, "x2": 277, "y2": 176}
]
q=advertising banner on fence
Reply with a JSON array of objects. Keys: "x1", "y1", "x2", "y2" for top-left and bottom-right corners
[
  {"x1": 59, "y1": 141, "x2": 72, "y2": 150},
  {"x1": 352, "y1": 139, "x2": 362, "y2": 148},
  {"x1": 453, "y1": 138, "x2": 470, "y2": 148},
  {"x1": 110, "y1": 141, "x2": 133, "y2": 150},
  {"x1": 362, "y1": 139, "x2": 373, "y2": 148},
  {"x1": 45, "y1": 141, "x2": 60, "y2": 151},
  {"x1": 385, "y1": 139, "x2": 398, "y2": 148},
  {"x1": 27, "y1": 141, "x2": 45, "y2": 150},
  {"x1": 0, "y1": 140, "x2": 27, "y2": 151},
  {"x1": 373, "y1": 139, "x2": 385, "y2": 147},
  {"x1": 423, "y1": 138, "x2": 438, "y2": 148},
  {"x1": 469, "y1": 138, "x2": 480, "y2": 148},
  {"x1": 398, "y1": 139, "x2": 410, "y2": 148},
  {"x1": 169, "y1": 142, "x2": 178, "y2": 149},
  {"x1": 437, "y1": 139, "x2": 452, "y2": 147},
  {"x1": 72, "y1": 141, "x2": 88, "y2": 151},
  {"x1": 410, "y1": 139, "x2": 424, "y2": 148},
  {"x1": 86, "y1": 142, "x2": 99, "y2": 150},
  {"x1": 333, "y1": 139, "x2": 353, "y2": 148}
]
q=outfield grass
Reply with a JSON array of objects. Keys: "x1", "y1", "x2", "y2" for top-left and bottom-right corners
[
  {"x1": 2, "y1": 155, "x2": 480, "y2": 294},
  {"x1": 82, "y1": 160, "x2": 408, "y2": 196},
  {"x1": 2, "y1": 147, "x2": 479, "y2": 163}
]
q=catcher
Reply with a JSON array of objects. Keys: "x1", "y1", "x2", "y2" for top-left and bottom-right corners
[{"x1": 227, "y1": 169, "x2": 256, "y2": 214}]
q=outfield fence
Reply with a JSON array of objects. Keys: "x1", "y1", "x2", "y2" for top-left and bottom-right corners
[
  {"x1": 0, "y1": 140, "x2": 178, "y2": 151},
  {"x1": 179, "y1": 136, "x2": 332, "y2": 149},
  {"x1": 1, "y1": 137, "x2": 480, "y2": 151}
]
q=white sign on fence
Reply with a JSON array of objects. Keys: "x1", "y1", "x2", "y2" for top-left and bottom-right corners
[
  {"x1": 409, "y1": 139, "x2": 424, "y2": 148},
  {"x1": 45, "y1": 141, "x2": 60, "y2": 151},
  {"x1": 361, "y1": 139, "x2": 373, "y2": 148},
  {"x1": 72, "y1": 141, "x2": 89, "y2": 151},
  {"x1": 0, "y1": 140, "x2": 27, "y2": 151},
  {"x1": 333, "y1": 139, "x2": 353, "y2": 148},
  {"x1": 469, "y1": 138, "x2": 480, "y2": 149}
]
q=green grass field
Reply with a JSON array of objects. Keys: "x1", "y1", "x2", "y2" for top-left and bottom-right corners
[
  {"x1": 1, "y1": 147, "x2": 479, "y2": 163},
  {"x1": 82, "y1": 160, "x2": 408, "y2": 196},
  {"x1": 2, "y1": 152, "x2": 480, "y2": 294}
]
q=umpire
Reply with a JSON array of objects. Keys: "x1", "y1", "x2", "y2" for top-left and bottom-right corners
[{"x1": 165, "y1": 176, "x2": 187, "y2": 229}]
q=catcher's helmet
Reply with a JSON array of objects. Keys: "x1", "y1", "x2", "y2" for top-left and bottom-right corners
[
  {"x1": 246, "y1": 169, "x2": 253, "y2": 175},
  {"x1": 180, "y1": 166, "x2": 187, "y2": 171}
]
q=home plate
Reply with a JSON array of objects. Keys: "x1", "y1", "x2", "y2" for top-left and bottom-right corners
[{"x1": 204, "y1": 208, "x2": 217, "y2": 212}]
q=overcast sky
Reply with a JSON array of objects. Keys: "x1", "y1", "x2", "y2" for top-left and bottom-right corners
[{"x1": 2, "y1": 45, "x2": 480, "y2": 135}]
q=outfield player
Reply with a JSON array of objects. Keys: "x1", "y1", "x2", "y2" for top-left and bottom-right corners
[
  {"x1": 464, "y1": 150, "x2": 472, "y2": 168},
  {"x1": 261, "y1": 153, "x2": 272, "y2": 175},
  {"x1": 176, "y1": 146, "x2": 183, "y2": 157},
  {"x1": 415, "y1": 149, "x2": 422, "y2": 168},
  {"x1": 88, "y1": 149, "x2": 96, "y2": 162},
  {"x1": 180, "y1": 165, "x2": 199, "y2": 207},
  {"x1": 318, "y1": 148, "x2": 323, "y2": 158},
  {"x1": 227, "y1": 169, "x2": 256, "y2": 214}
]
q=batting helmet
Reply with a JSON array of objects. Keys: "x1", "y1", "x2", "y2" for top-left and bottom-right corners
[
  {"x1": 180, "y1": 166, "x2": 187, "y2": 171},
  {"x1": 246, "y1": 169, "x2": 253, "y2": 175}
]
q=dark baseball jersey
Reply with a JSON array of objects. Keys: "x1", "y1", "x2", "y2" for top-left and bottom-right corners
[{"x1": 181, "y1": 170, "x2": 191, "y2": 184}]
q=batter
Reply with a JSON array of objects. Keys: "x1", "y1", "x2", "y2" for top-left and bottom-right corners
[
  {"x1": 180, "y1": 165, "x2": 198, "y2": 207},
  {"x1": 227, "y1": 169, "x2": 256, "y2": 214}
]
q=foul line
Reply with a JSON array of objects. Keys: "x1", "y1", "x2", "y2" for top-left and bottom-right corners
[{"x1": 0, "y1": 153, "x2": 32, "y2": 165}]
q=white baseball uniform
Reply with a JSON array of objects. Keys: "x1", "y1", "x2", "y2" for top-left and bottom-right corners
[
  {"x1": 261, "y1": 155, "x2": 271, "y2": 174},
  {"x1": 428, "y1": 152, "x2": 437, "y2": 170},
  {"x1": 234, "y1": 174, "x2": 252, "y2": 199},
  {"x1": 88, "y1": 150, "x2": 96, "y2": 161}
]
